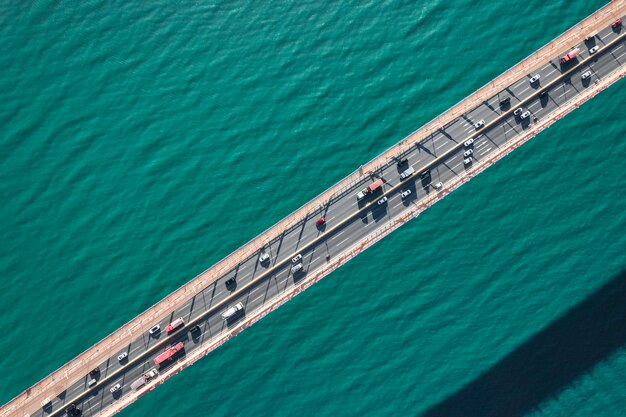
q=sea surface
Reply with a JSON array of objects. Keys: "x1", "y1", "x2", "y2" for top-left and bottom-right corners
[{"x1": 1, "y1": 1, "x2": 625, "y2": 416}]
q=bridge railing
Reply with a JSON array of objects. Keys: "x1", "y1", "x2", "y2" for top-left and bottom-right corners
[{"x1": 3, "y1": 2, "x2": 625, "y2": 416}]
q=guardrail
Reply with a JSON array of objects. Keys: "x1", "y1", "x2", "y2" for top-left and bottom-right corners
[
  {"x1": 102, "y1": 58, "x2": 626, "y2": 417},
  {"x1": 46, "y1": 34, "x2": 626, "y2": 415},
  {"x1": 3, "y1": 2, "x2": 625, "y2": 416}
]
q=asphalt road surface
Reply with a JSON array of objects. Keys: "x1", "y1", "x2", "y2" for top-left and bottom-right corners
[{"x1": 34, "y1": 18, "x2": 626, "y2": 417}]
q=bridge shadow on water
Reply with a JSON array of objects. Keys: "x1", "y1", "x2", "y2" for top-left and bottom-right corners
[{"x1": 421, "y1": 270, "x2": 626, "y2": 417}]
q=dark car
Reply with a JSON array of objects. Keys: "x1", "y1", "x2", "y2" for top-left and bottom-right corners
[
  {"x1": 499, "y1": 97, "x2": 510, "y2": 106},
  {"x1": 225, "y1": 277, "x2": 236, "y2": 287},
  {"x1": 190, "y1": 325, "x2": 201, "y2": 335},
  {"x1": 397, "y1": 158, "x2": 408, "y2": 167},
  {"x1": 420, "y1": 170, "x2": 431, "y2": 179},
  {"x1": 66, "y1": 403, "x2": 81, "y2": 416}
]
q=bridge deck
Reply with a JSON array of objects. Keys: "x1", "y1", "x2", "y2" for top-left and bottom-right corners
[{"x1": 3, "y1": 1, "x2": 626, "y2": 416}]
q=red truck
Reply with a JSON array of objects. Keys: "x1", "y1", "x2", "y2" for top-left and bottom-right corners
[
  {"x1": 165, "y1": 317, "x2": 185, "y2": 333},
  {"x1": 357, "y1": 179, "x2": 383, "y2": 200},
  {"x1": 153, "y1": 342, "x2": 184, "y2": 365},
  {"x1": 560, "y1": 48, "x2": 580, "y2": 64}
]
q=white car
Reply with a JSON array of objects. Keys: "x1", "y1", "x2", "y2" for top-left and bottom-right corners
[
  {"x1": 148, "y1": 325, "x2": 160, "y2": 336},
  {"x1": 464, "y1": 149, "x2": 474, "y2": 157},
  {"x1": 433, "y1": 182, "x2": 443, "y2": 190},
  {"x1": 520, "y1": 111, "x2": 531, "y2": 119},
  {"x1": 110, "y1": 383, "x2": 121, "y2": 394},
  {"x1": 400, "y1": 190, "x2": 412, "y2": 199},
  {"x1": 581, "y1": 71, "x2": 592, "y2": 80},
  {"x1": 514, "y1": 107, "x2": 524, "y2": 116},
  {"x1": 377, "y1": 196, "x2": 388, "y2": 205},
  {"x1": 529, "y1": 74, "x2": 540, "y2": 83},
  {"x1": 589, "y1": 45, "x2": 599, "y2": 54},
  {"x1": 117, "y1": 352, "x2": 128, "y2": 362},
  {"x1": 291, "y1": 254, "x2": 302, "y2": 264},
  {"x1": 291, "y1": 263, "x2": 303, "y2": 274},
  {"x1": 464, "y1": 157, "x2": 473, "y2": 165},
  {"x1": 464, "y1": 138, "x2": 474, "y2": 147},
  {"x1": 259, "y1": 253, "x2": 270, "y2": 264},
  {"x1": 145, "y1": 368, "x2": 159, "y2": 379},
  {"x1": 222, "y1": 302, "x2": 245, "y2": 320},
  {"x1": 473, "y1": 120, "x2": 485, "y2": 129}
]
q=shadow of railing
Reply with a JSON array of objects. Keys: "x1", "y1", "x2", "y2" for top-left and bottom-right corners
[{"x1": 421, "y1": 270, "x2": 626, "y2": 417}]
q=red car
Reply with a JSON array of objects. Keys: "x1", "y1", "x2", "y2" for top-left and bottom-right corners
[
  {"x1": 612, "y1": 19, "x2": 622, "y2": 29},
  {"x1": 315, "y1": 217, "x2": 325, "y2": 227},
  {"x1": 165, "y1": 317, "x2": 185, "y2": 333}
]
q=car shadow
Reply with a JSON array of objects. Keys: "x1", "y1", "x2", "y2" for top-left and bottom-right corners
[
  {"x1": 371, "y1": 204, "x2": 387, "y2": 223},
  {"x1": 225, "y1": 278, "x2": 237, "y2": 292},
  {"x1": 582, "y1": 77, "x2": 592, "y2": 87},
  {"x1": 293, "y1": 269, "x2": 307, "y2": 283},
  {"x1": 190, "y1": 329, "x2": 202, "y2": 344},
  {"x1": 395, "y1": 157, "x2": 409, "y2": 173}
]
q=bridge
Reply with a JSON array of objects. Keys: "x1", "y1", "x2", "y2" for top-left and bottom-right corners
[{"x1": 3, "y1": 2, "x2": 626, "y2": 416}]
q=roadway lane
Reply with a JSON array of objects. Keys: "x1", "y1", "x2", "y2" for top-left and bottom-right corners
[{"x1": 33, "y1": 18, "x2": 626, "y2": 417}]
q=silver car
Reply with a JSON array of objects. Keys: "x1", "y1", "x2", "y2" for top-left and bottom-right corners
[
  {"x1": 464, "y1": 149, "x2": 474, "y2": 157},
  {"x1": 377, "y1": 196, "x2": 388, "y2": 205},
  {"x1": 529, "y1": 74, "x2": 540, "y2": 83},
  {"x1": 117, "y1": 352, "x2": 128, "y2": 362},
  {"x1": 464, "y1": 138, "x2": 474, "y2": 147},
  {"x1": 148, "y1": 325, "x2": 160, "y2": 336},
  {"x1": 589, "y1": 45, "x2": 599, "y2": 54},
  {"x1": 520, "y1": 111, "x2": 531, "y2": 119},
  {"x1": 400, "y1": 190, "x2": 412, "y2": 199},
  {"x1": 291, "y1": 254, "x2": 302, "y2": 264},
  {"x1": 473, "y1": 119, "x2": 485, "y2": 129},
  {"x1": 464, "y1": 157, "x2": 473, "y2": 165},
  {"x1": 291, "y1": 263, "x2": 303, "y2": 274},
  {"x1": 110, "y1": 383, "x2": 121, "y2": 394},
  {"x1": 581, "y1": 70, "x2": 592, "y2": 80},
  {"x1": 259, "y1": 253, "x2": 270, "y2": 264},
  {"x1": 514, "y1": 107, "x2": 524, "y2": 116}
]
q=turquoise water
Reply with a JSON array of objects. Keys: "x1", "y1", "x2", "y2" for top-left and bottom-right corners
[{"x1": 1, "y1": 0, "x2": 625, "y2": 416}]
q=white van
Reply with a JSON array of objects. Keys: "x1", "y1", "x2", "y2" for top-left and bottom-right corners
[
  {"x1": 222, "y1": 302, "x2": 244, "y2": 320},
  {"x1": 291, "y1": 263, "x2": 303, "y2": 274}
]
